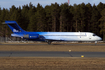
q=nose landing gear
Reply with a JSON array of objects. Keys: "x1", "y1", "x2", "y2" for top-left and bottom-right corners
[{"x1": 95, "y1": 41, "x2": 97, "y2": 45}]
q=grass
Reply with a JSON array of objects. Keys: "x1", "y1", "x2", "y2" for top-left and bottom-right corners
[
  {"x1": 0, "y1": 42, "x2": 105, "y2": 70},
  {"x1": 0, "y1": 57, "x2": 105, "y2": 70},
  {"x1": 0, "y1": 43, "x2": 105, "y2": 52}
]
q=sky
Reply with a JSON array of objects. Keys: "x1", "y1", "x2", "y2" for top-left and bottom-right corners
[{"x1": 0, "y1": 0, "x2": 105, "y2": 9}]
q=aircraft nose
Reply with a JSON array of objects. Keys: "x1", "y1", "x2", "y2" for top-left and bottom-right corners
[{"x1": 97, "y1": 37, "x2": 102, "y2": 41}]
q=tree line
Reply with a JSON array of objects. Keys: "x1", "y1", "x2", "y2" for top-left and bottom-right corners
[{"x1": 0, "y1": 2, "x2": 105, "y2": 40}]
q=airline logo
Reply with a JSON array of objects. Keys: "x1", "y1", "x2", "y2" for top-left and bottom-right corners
[{"x1": 13, "y1": 29, "x2": 19, "y2": 32}]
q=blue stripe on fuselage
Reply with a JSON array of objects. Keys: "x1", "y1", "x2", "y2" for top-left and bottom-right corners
[{"x1": 13, "y1": 32, "x2": 82, "y2": 41}]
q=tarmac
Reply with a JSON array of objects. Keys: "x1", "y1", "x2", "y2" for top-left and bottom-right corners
[
  {"x1": 0, "y1": 51, "x2": 105, "y2": 57},
  {"x1": 0, "y1": 43, "x2": 105, "y2": 57}
]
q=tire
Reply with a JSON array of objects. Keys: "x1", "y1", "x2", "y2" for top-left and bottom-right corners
[{"x1": 48, "y1": 41, "x2": 51, "y2": 45}]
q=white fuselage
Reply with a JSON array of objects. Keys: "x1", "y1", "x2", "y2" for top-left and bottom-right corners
[
  {"x1": 38, "y1": 32, "x2": 102, "y2": 41},
  {"x1": 11, "y1": 32, "x2": 102, "y2": 41}
]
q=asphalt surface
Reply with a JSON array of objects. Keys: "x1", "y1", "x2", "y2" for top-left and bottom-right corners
[
  {"x1": 0, "y1": 43, "x2": 105, "y2": 57},
  {"x1": 0, "y1": 51, "x2": 105, "y2": 57}
]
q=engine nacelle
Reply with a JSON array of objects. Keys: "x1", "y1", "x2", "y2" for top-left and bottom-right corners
[{"x1": 23, "y1": 34, "x2": 39, "y2": 39}]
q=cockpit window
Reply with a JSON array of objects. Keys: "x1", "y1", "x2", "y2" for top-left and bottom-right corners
[{"x1": 93, "y1": 34, "x2": 96, "y2": 36}]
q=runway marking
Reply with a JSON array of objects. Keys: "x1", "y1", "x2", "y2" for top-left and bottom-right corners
[
  {"x1": 69, "y1": 50, "x2": 71, "y2": 52},
  {"x1": 81, "y1": 55, "x2": 84, "y2": 57},
  {"x1": 9, "y1": 52, "x2": 12, "y2": 57}
]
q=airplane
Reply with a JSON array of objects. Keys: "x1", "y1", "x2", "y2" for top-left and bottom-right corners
[{"x1": 4, "y1": 21, "x2": 102, "y2": 44}]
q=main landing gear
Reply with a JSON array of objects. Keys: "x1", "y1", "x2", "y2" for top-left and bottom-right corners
[{"x1": 46, "y1": 40, "x2": 52, "y2": 45}]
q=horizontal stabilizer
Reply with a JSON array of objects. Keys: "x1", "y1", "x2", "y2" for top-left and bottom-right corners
[{"x1": 3, "y1": 21, "x2": 17, "y2": 24}]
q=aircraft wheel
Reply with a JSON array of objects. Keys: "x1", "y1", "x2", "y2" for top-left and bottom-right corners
[{"x1": 48, "y1": 41, "x2": 51, "y2": 45}]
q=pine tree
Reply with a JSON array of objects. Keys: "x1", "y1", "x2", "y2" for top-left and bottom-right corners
[
  {"x1": 91, "y1": 4, "x2": 100, "y2": 35},
  {"x1": 60, "y1": 3, "x2": 68, "y2": 32},
  {"x1": 51, "y1": 3, "x2": 60, "y2": 31},
  {"x1": 79, "y1": 3, "x2": 87, "y2": 32},
  {"x1": 45, "y1": 5, "x2": 52, "y2": 31},
  {"x1": 36, "y1": 3, "x2": 46, "y2": 31},
  {"x1": 97, "y1": 2, "x2": 105, "y2": 12},
  {"x1": 60, "y1": 3, "x2": 71, "y2": 32},
  {"x1": 99, "y1": 8, "x2": 105, "y2": 40},
  {"x1": 21, "y1": 4, "x2": 29, "y2": 31},
  {"x1": 85, "y1": 3, "x2": 92, "y2": 32},
  {"x1": 27, "y1": 3, "x2": 37, "y2": 31},
  {"x1": 9, "y1": 5, "x2": 17, "y2": 20},
  {"x1": 73, "y1": 4, "x2": 81, "y2": 32}
]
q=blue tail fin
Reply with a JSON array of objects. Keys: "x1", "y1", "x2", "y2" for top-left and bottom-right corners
[{"x1": 4, "y1": 21, "x2": 25, "y2": 33}]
